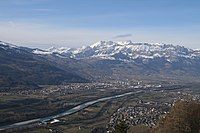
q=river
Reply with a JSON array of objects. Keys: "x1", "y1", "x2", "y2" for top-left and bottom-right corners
[{"x1": 0, "y1": 90, "x2": 142, "y2": 131}]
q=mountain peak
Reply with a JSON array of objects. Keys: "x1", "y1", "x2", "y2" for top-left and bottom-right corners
[
  {"x1": 90, "y1": 41, "x2": 116, "y2": 48},
  {"x1": 117, "y1": 40, "x2": 133, "y2": 45}
]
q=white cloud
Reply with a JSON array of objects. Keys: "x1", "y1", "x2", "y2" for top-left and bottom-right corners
[
  {"x1": 114, "y1": 34, "x2": 132, "y2": 39},
  {"x1": 32, "y1": 8, "x2": 55, "y2": 12}
]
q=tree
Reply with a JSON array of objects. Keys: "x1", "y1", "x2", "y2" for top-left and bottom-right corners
[
  {"x1": 114, "y1": 120, "x2": 129, "y2": 133},
  {"x1": 91, "y1": 127, "x2": 107, "y2": 133}
]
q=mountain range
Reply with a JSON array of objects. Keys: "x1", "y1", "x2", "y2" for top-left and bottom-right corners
[
  {"x1": 33, "y1": 40, "x2": 200, "y2": 61},
  {"x1": 1, "y1": 40, "x2": 200, "y2": 89}
]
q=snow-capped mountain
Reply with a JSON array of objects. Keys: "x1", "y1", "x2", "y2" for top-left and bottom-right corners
[
  {"x1": 33, "y1": 41, "x2": 200, "y2": 62},
  {"x1": 1, "y1": 40, "x2": 200, "y2": 87}
]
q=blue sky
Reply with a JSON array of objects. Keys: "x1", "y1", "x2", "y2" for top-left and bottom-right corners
[{"x1": 0, "y1": 0, "x2": 199, "y2": 48}]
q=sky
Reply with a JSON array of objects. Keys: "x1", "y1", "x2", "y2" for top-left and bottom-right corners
[{"x1": 0, "y1": 0, "x2": 200, "y2": 49}]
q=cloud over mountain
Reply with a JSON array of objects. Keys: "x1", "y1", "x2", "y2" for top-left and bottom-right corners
[{"x1": 114, "y1": 34, "x2": 132, "y2": 38}]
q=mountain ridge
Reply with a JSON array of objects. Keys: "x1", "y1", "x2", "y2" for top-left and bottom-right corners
[
  {"x1": 0, "y1": 41, "x2": 89, "y2": 89},
  {"x1": 1, "y1": 40, "x2": 200, "y2": 89},
  {"x1": 32, "y1": 40, "x2": 200, "y2": 62}
]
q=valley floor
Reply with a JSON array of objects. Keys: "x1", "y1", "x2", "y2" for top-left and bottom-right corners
[{"x1": 0, "y1": 80, "x2": 199, "y2": 133}]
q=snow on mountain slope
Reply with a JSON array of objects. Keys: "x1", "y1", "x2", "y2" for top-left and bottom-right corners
[
  {"x1": 34, "y1": 41, "x2": 200, "y2": 62},
  {"x1": 0, "y1": 41, "x2": 18, "y2": 49},
  {"x1": 1, "y1": 40, "x2": 200, "y2": 81},
  {"x1": 32, "y1": 49, "x2": 52, "y2": 55}
]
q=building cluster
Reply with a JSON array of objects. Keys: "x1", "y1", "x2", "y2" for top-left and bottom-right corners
[{"x1": 108, "y1": 101, "x2": 170, "y2": 130}]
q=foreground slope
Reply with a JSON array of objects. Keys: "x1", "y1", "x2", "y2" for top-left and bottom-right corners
[{"x1": 152, "y1": 100, "x2": 200, "y2": 133}]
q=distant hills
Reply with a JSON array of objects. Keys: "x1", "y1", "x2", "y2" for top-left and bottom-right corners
[
  {"x1": 0, "y1": 41, "x2": 88, "y2": 89},
  {"x1": 1, "y1": 40, "x2": 200, "y2": 89}
]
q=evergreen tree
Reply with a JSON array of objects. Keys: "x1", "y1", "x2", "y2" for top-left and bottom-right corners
[{"x1": 114, "y1": 120, "x2": 129, "y2": 133}]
